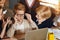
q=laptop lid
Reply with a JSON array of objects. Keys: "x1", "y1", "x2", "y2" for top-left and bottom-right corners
[{"x1": 25, "y1": 28, "x2": 48, "y2": 40}]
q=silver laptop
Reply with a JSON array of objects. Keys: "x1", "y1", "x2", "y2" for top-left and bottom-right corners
[{"x1": 25, "y1": 28, "x2": 48, "y2": 40}]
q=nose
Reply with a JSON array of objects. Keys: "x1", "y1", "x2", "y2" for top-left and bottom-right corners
[
  {"x1": 36, "y1": 15, "x2": 38, "y2": 18},
  {"x1": 36, "y1": 15, "x2": 40, "y2": 20}
]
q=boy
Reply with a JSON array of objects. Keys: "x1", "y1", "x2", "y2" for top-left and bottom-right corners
[{"x1": 7, "y1": 3, "x2": 38, "y2": 40}]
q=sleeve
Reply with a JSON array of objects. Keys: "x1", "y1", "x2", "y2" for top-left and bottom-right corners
[
  {"x1": 7, "y1": 25, "x2": 16, "y2": 38},
  {"x1": 29, "y1": 21, "x2": 38, "y2": 30}
]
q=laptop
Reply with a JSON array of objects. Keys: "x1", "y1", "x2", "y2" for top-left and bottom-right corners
[{"x1": 25, "y1": 28, "x2": 48, "y2": 40}]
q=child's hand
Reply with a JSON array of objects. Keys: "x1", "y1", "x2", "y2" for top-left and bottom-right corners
[
  {"x1": 6, "y1": 17, "x2": 11, "y2": 24},
  {"x1": 25, "y1": 13, "x2": 32, "y2": 21},
  {"x1": 14, "y1": 15, "x2": 18, "y2": 23}
]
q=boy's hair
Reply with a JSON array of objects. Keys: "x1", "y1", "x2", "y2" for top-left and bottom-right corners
[
  {"x1": 35, "y1": 5, "x2": 51, "y2": 19},
  {"x1": 14, "y1": 3, "x2": 25, "y2": 11}
]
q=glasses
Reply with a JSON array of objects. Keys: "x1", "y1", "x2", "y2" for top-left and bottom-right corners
[{"x1": 16, "y1": 14, "x2": 24, "y2": 17}]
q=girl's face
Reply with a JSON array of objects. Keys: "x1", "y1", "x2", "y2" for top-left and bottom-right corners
[{"x1": 36, "y1": 12, "x2": 47, "y2": 24}]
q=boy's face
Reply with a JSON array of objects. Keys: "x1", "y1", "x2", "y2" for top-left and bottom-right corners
[
  {"x1": 0, "y1": 0, "x2": 6, "y2": 7},
  {"x1": 15, "y1": 10, "x2": 24, "y2": 22}
]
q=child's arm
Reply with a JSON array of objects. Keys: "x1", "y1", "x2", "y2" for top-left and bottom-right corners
[
  {"x1": 0, "y1": 18, "x2": 11, "y2": 38},
  {"x1": 25, "y1": 13, "x2": 38, "y2": 30},
  {"x1": 0, "y1": 22, "x2": 8, "y2": 38}
]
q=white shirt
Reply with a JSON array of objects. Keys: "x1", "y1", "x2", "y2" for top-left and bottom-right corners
[
  {"x1": 7, "y1": 19, "x2": 38, "y2": 37},
  {"x1": 13, "y1": 22, "x2": 25, "y2": 33}
]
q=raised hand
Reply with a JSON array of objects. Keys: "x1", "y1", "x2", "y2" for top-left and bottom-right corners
[
  {"x1": 6, "y1": 17, "x2": 11, "y2": 24},
  {"x1": 25, "y1": 13, "x2": 32, "y2": 21},
  {"x1": 14, "y1": 15, "x2": 18, "y2": 23}
]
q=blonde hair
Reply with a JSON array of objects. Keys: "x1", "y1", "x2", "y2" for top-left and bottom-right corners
[
  {"x1": 51, "y1": 8, "x2": 60, "y2": 16},
  {"x1": 36, "y1": 5, "x2": 51, "y2": 19}
]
